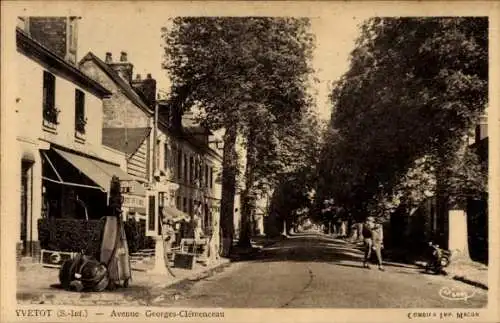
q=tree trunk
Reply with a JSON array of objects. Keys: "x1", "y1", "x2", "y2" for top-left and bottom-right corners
[
  {"x1": 238, "y1": 193, "x2": 254, "y2": 248},
  {"x1": 442, "y1": 138, "x2": 471, "y2": 260},
  {"x1": 282, "y1": 219, "x2": 287, "y2": 236},
  {"x1": 356, "y1": 223, "x2": 363, "y2": 242},
  {"x1": 448, "y1": 207, "x2": 470, "y2": 259},
  {"x1": 220, "y1": 125, "x2": 238, "y2": 257},
  {"x1": 238, "y1": 130, "x2": 257, "y2": 249}
]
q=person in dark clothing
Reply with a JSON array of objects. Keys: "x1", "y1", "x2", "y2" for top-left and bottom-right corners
[{"x1": 362, "y1": 216, "x2": 385, "y2": 271}]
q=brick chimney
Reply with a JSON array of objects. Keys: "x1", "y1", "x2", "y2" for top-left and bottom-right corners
[
  {"x1": 27, "y1": 16, "x2": 80, "y2": 65},
  {"x1": 107, "y1": 51, "x2": 134, "y2": 83},
  {"x1": 132, "y1": 73, "x2": 157, "y2": 109},
  {"x1": 105, "y1": 52, "x2": 112, "y2": 63}
]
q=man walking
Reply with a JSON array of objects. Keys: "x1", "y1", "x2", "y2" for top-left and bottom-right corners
[{"x1": 362, "y1": 216, "x2": 385, "y2": 271}]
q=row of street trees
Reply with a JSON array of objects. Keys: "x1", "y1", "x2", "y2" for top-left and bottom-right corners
[
  {"x1": 162, "y1": 17, "x2": 321, "y2": 254},
  {"x1": 316, "y1": 17, "x2": 488, "y2": 257}
]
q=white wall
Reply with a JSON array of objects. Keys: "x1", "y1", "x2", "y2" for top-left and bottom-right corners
[
  {"x1": 101, "y1": 145, "x2": 127, "y2": 170},
  {"x1": 17, "y1": 53, "x2": 105, "y2": 157},
  {"x1": 14, "y1": 51, "x2": 109, "y2": 253}
]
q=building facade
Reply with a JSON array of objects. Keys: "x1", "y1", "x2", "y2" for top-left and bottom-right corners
[
  {"x1": 79, "y1": 52, "x2": 153, "y2": 220},
  {"x1": 156, "y1": 104, "x2": 223, "y2": 238},
  {"x1": 79, "y1": 51, "x2": 223, "y2": 244},
  {"x1": 14, "y1": 17, "x2": 142, "y2": 261}
]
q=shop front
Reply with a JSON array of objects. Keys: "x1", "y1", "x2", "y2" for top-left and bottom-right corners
[
  {"x1": 36, "y1": 146, "x2": 145, "y2": 265},
  {"x1": 41, "y1": 147, "x2": 141, "y2": 218},
  {"x1": 121, "y1": 181, "x2": 147, "y2": 221}
]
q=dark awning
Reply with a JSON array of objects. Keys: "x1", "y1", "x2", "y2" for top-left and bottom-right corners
[{"x1": 42, "y1": 148, "x2": 145, "y2": 196}]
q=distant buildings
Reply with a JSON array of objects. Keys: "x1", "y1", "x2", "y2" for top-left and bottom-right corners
[{"x1": 156, "y1": 103, "x2": 223, "y2": 236}]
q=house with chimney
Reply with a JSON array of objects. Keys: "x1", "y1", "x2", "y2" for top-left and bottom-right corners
[
  {"x1": 79, "y1": 50, "x2": 224, "y2": 257},
  {"x1": 14, "y1": 17, "x2": 144, "y2": 262},
  {"x1": 79, "y1": 51, "x2": 155, "y2": 221}
]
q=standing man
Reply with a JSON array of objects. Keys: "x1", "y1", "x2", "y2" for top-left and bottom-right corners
[{"x1": 362, "y1": 216, "x2": 385, "y2": 271}]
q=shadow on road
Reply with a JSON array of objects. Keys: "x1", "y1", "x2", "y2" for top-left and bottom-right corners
[{"x1": 238, "y1": 233, "x2": 421, "y2": 272}]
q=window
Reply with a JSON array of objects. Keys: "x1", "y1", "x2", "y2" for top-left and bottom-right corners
[
  {"x1": 148, "y1": 196, "x2": 156, "y2": 232},
  {"x1": 158, "y1": 192, "x2": 166, "y2": 207},
  {"x1": 155, "y1": 141, "x2": 161, "y2": 171},
  {"x1": 189, "y1": 156, "x2": 194, "y2": 184},
  {"x1": 204, "y1": 203, "x2": 209, "y2": 230},
  {"x1": 205, "y1": 164, "x2": 209, "y2": 188},
  {"x1": 183, "y1": 155, "x2": 188, "y2": 184},
  {"x1": 210, "y1": 167, "x2": 214, "y2": 189},
  {"x1": 189, "y1": 199, "x2": 193, "y2": 216},
  {"x1": 43, "y1": 71, "x2": 58, "y2": 125},
  {"x1": 183, "y1": 197, "x2": 187, "y2": 213},
  {"x1": 163, "y1": 143, "x2": 169, "y2": 171},
  {"x1": 176, "y1": 196, "x2": 181, "y2": 209},
  {"x1": 194, "y1": 159, "x2": 198, "y2": 183},
  {"x1": 177, "y1": 149, "x2": 182, "y2": 180},
  {"x1": 74, "y1": 89, "x2": 86, "y2": 134}
]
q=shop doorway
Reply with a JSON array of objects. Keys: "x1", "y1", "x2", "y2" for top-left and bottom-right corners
[{"x1": 20, "y1": 160, "x2": 33, "y2": 256}]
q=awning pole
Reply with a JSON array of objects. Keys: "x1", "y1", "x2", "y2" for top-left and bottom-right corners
[
  {"x1": 42, "y1": 176, "x2": 105, "y2": 191},
  {"x1": 42, "y1": 151, "x2": 63, "y2": 182}
]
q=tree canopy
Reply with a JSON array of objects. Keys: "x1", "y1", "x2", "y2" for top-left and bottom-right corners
[
  {"x1": 318, "y1": 17, "x2": 488, "y2": 222},
  {"x1": 162, "y1": 17, "x2": 317, "y2": 247},
  {"x1": 163, "y1": 17, "x2": 315, "y2": 133}
]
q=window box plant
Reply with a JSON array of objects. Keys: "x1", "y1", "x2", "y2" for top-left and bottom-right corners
[
  {"x1": 75, "y1": 115, "x2": 87, "y2": 141},
  {"x1": 42, "y1": 106, "x2": 60, "y2": 130}
]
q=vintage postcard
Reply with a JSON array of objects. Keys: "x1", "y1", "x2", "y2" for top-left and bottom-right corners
[{"x1": 1, "y1": 1, "x2": 499, "y2": 323}]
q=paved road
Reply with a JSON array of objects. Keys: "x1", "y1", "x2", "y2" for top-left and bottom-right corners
[{"x1": 156, "y1": 233, "x2": 487, "y2": 308}]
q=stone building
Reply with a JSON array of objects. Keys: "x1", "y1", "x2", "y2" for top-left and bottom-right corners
[
  {"x1": 79, "y1": 51, "x2": 223, "y2": 246},
  {"x1": 79, "y1": 52, "x2": 153, "y2": 220},
  {"x1": 156, "y1": 103, "x2": 223, "y2": 238}
]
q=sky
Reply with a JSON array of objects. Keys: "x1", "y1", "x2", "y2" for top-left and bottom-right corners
[{"x1": 78, "y1": 15, "x2": 366, "y2": 121}]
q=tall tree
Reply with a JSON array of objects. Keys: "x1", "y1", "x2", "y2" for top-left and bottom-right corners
[
  {"x1": 320, "y1": 17, "x2": 487, "y2": 256},
  {"x1": 163, "y1": 17, "x2": 315, "y2": 251}
]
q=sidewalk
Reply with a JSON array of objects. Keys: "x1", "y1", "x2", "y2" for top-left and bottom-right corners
[
  {"x1": 443, "y1": 259, "x2": 488, "y2": 290},
  {"x1": 17, "y1": 256, "x2": 231, "y2": 306},
  {"x1": 341, "y1": 238, "x2": 488, "y2": 290},
  {"x1": 383, "y1": 247, "x2": 489, "y2": 291}
]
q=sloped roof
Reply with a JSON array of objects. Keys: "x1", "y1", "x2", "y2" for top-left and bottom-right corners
[
  {"x1": 16, "y1": 28, "x2": 111, "y2": 99},
  {"x1": 102, "y1": 127, "x2": 151, "y2": 156},
  {"x1": 79, "y1": 52, "x2": 153, "y2": 115},
  {"x1": 182, "y1": 114, "x2": 213, "y2": 135}
]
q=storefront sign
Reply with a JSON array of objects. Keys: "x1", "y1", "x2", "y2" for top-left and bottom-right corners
[{"x1": 123, "y1": 195, "x2": 145, "y2": 209}]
